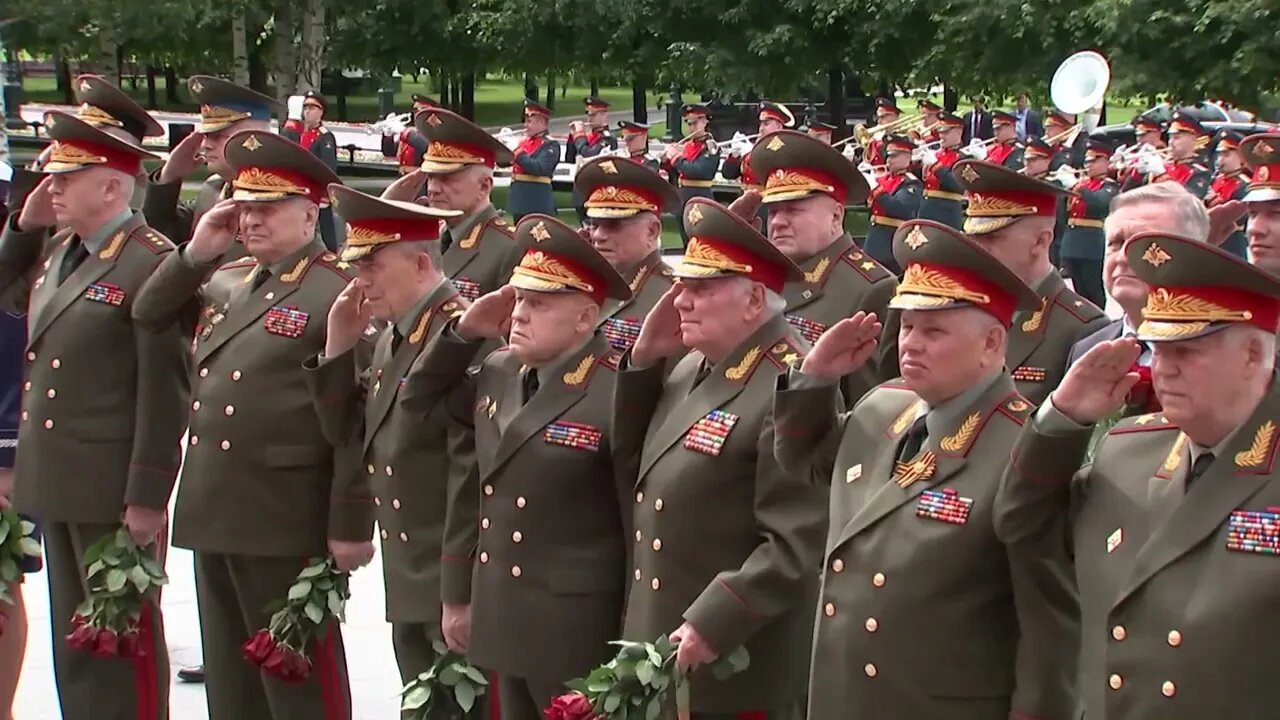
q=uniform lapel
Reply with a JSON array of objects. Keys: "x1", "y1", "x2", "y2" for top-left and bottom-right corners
[
  {"x1": 484, "y1": 333, "x2": 609, "y2": 480},
  {"x1": 443, "y1": 205, "x2": 498, "y2": 279},
  {"x1": 599, "y1": 253, "x2": 660, "y2": 321},
  {"x1": 1113, "y1": 388, "x2": 1280, "y2": 611},
  {"x1": 196, "y1": 242, "x2": 322, "y2": 363},
  {"x1": 30, "y1": 215, "x2": 141, "y2": 346},
  {"x1": 783, "y1": 235, "x2": 852, "y2": 313},
  {"x1": 1005, "y1": 270, "x2": 1066, "y2": 371}
]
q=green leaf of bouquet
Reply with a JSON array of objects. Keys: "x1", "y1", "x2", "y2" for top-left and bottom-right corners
[
  {"x1": 288, "y1": 580, "x2": 312, "y2": 601},
  {"x1": 462, "y1": 665, "x2": 487, "y2": 684},
  {"x1": 303, "y1": 601, "x2": 324, "y2": 625},
  {"x1": 106, "y1": 569, "x2": 127, "y2": 593},
  {"x1": 401, "y1": 685, "x2": 431, "y2": 710},
  {"x1": 454, "y1": 681, "x2": 476, "y2": 712},
  {"x1": 439, "y1": 665, "x2": 460, "y2": 686}
]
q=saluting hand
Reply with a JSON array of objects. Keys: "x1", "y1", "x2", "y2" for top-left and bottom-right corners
[
  {"x1": 157, "y1": 131, "x2": 206, "y2": 185},
  {"x1": 1049, "y1": 338, "x2": 1142, "y2": 425},
  {"x1": 799, "y1": 311, "x2": 882, "y2": 381},
  {"x1": 630, "y1": 285, "x2": 685, "y2": 367},
  {"x1": 380, "y1": 168, "x2": 428, "y2": 202},
  {"x1": 456, "y1": 285, "x2": 516, "y2": 341},
  {"x1": 1207, "y1": 200, "x2": 1247, "y2": 248},
  {"x1": 727, "y1": 190, "x2": 763, "y2": 227},
  {"x1": 325, "y1": 279, "x2": 373, "y2": 358},
  {"x1": 670, "y1": 622, "x2": 719, "y2": 673},
  {"x1": 17, "y1": 177, "x2": 57, "y2": 231},
  {"x1": 328, "y1": 538, "x2": 375, "y2": 573},
  {"x1": 187, "y1": 199, "x2": 240, "y2": 264}
]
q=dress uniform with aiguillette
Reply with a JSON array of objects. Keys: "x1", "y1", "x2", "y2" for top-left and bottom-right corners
[
  {"x1": 750, "y1": 129, "x2": 899, "y2": 405},
  {"x1": 618, "y1": 121, "x2": 661, "y2": 173},
  {"x1": 0, "y1": 111, "x2": 189, "y2": 720},
  {"x1": 303, "y1": 186, "x2": 470, "y2": 686},
  {"x1": 72, "y1": 73, "x2": 165, "y2": 210},
  {"x1": 507, "y1": 100, "x2": 561, "y2": 221},
  {"x1": 916, "y1": 111, "x2": 966, "y2": 230},
  {"x1": 131, "y1": 131, "x2": 366, "y2": 720},
  {"x1": 1061, "y1": 139, "x2": 1120, "y2": 309},
  {"x1": 864, "y1": 133, "x2": 924, "y2": 275},
  {"x1": 663, "y1": 104, "x2": 721, "y2": 247},
  {"x1": 416, "y1": 108, "x2": 523, "y2": 303},
  {"x1": 1206, "y1": 130, "x2": 1251, "y2": 259},
  {"x1": 773, "y1": 220, "x2": 1075, "y2": 720},
  {"x1": 401, "y1": 215, "x2": 632, "y2": 720},
  {"x1": 567, "y1": 96, "x2": 618, "y2": 223},
  {"x1": 954, "y1": 159, "x2": 1108, "y2": 406},
  {"x1": 573, "y1": 156, "x2": 679, "y2": 354},
  {"x1": 614, "y1": 198, "x2": 825, "y2": 718},
  {"x1": 986, "y1": 110, "x2": 1023, "y2": 170},
  {"x1": 143, "y1": 76, "x2": 283, "y2": 261},
  {"x1": 998, "y1": 232, "x2": 1280, "y2": 720}
]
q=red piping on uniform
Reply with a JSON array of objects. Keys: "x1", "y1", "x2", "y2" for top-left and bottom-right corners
[{"x1": 133, "y1": 602, "x2": 161, "y2": 720}]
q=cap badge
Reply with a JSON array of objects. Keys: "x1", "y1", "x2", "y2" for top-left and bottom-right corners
[
  {"x1": 530, "y1": 222, "x2": 551, "y2": 242},
  {"x1": 686, "y1": 204, "x2": 704, "y2": 225},
  {"x1": 1142, "y1": 243, "x2": 1172, "y2": 267},
  {"x1": 79, "y1": 80, "x2": 92, "y2": 93},
  {"x1": 242, "y1": 135, "x2": 263, "y2": 152},
  {"x1": 904, "y1": 226, "x2": 929, "y2": 249},
  {"x1": 190, "y1": 79, "x2": 204, "y2": 94},
  {"x1": 959, "y1": 165, "x2": 980, "y2": 183},
  {"x1": 765, "y1": 136, "x2": 785, "y2": 152},
  {"x1": 599, "y1": 160, "x2": 619, "y2": 175}
]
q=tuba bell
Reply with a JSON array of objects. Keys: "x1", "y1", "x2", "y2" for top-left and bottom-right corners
[{"x1": 1050, "y1": 50, "x2": 1112, "y2": 133}]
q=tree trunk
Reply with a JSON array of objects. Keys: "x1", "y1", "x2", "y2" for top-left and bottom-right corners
[
  {"x1": 826, "y1": 64, "x2": 844, "y2": 132},
  {"x1": 449, "y1": 76, "x2": 461, "y2": 113},
  {"x1": 335, "y1": 72, "x2": 347, "y2": 122},
  {"x1": 164, "y1": 66, "x2": 179, "y2": 104},
  {"x1": 590, "y1": 77, "x2": 600, "y2": 96},
  {"x1": 295, "y1": 0, "x2": 325, "y2": 93},
  {"x1": 145, "y1": 66, "x2": 158, "y2": 109},
  {"x1": 272, "y1": 0, "x2": 297, "y2": 106},
  {"x1": 461, "y1": 70, "x2": 475, "y2": 120},
  {"x1": 96, "y1": 30, "x2": 121, "y2": 86},
  {"x1": 231, "y1": 8, "x2": 250, "y2": 85},
  {"x1": 942, "y1": 82, "x2": 958, "y2": 113},
  {"x1": 57, "y1": 57, "x2": 72, "y2": 104},
  {"x1": 631, "y1": 78, "x2": 647, "y2": 124},
  {"x1": 544, "y1": 74, "x2": 555, "y2": 112},
  {"x1": 523, "y1": 72, "x2": 537, "y2": 102},
  {"x1": 248, "y1": 30, "x2": 268, "y2": 92}
]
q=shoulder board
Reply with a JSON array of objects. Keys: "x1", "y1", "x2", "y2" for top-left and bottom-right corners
[
  {"x1": 876, "y1": 379, "x2": 916, "y2": 393},
  {"x1": 486, "y1": 216, "x2": 516, "y2": 237},
  {"x1": 217, "y1": 257, "x2": 257, "y2": 271},
  {"x1": 1108, "y1": 413, "x2": 1176, "y2": 435},
  {"x1": 315, "y1": 251, "x2": 355, "y2": 280},
  {"x1": 319, "y1": 126, "x2": 329, "y2": 134},
  {"x1": 994, "y1": 393, "x2": 1035, "y2": 426},
  {"x1": 127, "y1": 227, "x2": 174, "y2": 255},
  {"x1": 842, "y1": 249, "x2": 894, "y2": 283},
  {"x1": 599, "y1": 349, "x2": 622, "y2": 371},
  {"x1": 1053, "y1": 290, "x2": 1106, "y2": 323},
  {"x1": 764, "y1": 338, "x2": 804, "y2": 370}
]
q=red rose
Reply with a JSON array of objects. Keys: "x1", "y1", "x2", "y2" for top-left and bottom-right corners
[
  {"x1": 544, "y1": 692, "x2": 597, "y2": 720},
  {"x1": 65, "y1": 623, "x2": 97, "y2": 651},
  {"x1": 92, "y1": 628, "x2": 120, "y2": 657},
  {"x1": 260, "y1": 643, "x2": 313, "y2": 683},
  {"x1": 242, "y1": 629, "x2": 278, "y2": 666},
  {"x1": 118, "y1": 631, "x2": 146, "y2": 658}
]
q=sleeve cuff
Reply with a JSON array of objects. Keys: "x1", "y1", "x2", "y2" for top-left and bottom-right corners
[
  {"x1": 1035, "y1": 396, "x2": 1093, "y2": 435},
  {"x1": 327, "y1": 503, "x2": 376, "y2": 542},
  {"x1": 441, "y1": 556, "x2": 475, "y2": 604},
  {"x1": 682, "y1": 577, "x2": 762, "y2": 656}
]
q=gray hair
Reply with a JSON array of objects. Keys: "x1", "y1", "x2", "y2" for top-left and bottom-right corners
[
  {"x1": 727, "y1": 276, "x2": 788, "y2": 315},
  {"x1": 1107, "y1": 181, "x2": 1210, "y2": 242}
]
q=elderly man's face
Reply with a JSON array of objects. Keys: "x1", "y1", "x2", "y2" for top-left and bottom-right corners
[
  {"x1": 588, "y1": 213, "x2": 658, "y2": 269},
  {"x1": 672, "y1": 278, "x2": 763, "y2": 357},
  {"x1": 352, "y1": 244, "x2": 434, "y2": 322},
  {"x1": 1248, "y1": 200, "x2": 1280, "y2": 273},
  {"x1": 767, "y1": 194, "x2": 843, "y2": 261},
  {"x1": 426, "y1": 166, "x2": 490, "y2": 218},
  {"x1": 46, "y1": 168, "x2": 123, "y2": 227},
  {"x1": 507, "y1": 289, "x2": 596, "y2": 366},
  {"x1": 238, "y1": 196, "x2": 317, "y2": 264},
  {"x1": 1152, "y1": 326, "x2": 1266, "y2": 433},
  {"x1": 898, "y1": 308, "x2": 1004, "y2": 404}
]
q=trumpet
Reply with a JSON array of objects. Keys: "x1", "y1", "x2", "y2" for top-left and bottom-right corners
[
  {"x1": 1044, "y1": 123, "x2": 1084, "y2": 148},
  {"x1": 839, "y1": 115, "x2": 925, "y2": 148},
  {"x1": 368, "y1": 112, "x2": 413, "y2": 135},
  {"x1": 725, "y1": 131, "x2": 762, "y2": 157}
]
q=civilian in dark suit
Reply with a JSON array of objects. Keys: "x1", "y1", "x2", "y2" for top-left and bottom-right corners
[
  {"x1": 962, "y1": 96, "x2": 994, "y2": 145},
  {"x1": 1014, "y1": 94, "x2": 1044, "y2": 139}
]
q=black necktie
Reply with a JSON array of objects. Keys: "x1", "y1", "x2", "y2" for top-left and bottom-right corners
[
  {"x1": 691, "y1": 362, "x2": 712, "y2": 391},
  {"x1": 1186, "y1": 452, "x2": 1215, "y2": 492},
  {"x1": 897, "y1": 415, "x2": 929, "y2": 462},
  {"x1": 58, "y1": 240, "x2": 90, "y2": 285},
  {"x1": 521, "y1": 368, "x2": 540, "y2": 405},
  {"x1": 251, "y1": 266, "x2": 272, "y2": 292},
  {"x1": 441, "y1": 228, "x2": 454, "y2": 254},
  {"x1": 390, "y1": 327, "x2": 404, "y2": 355}
]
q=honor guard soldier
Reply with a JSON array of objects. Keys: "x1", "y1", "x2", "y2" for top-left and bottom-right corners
[
  {"x1": 806, "y1": 121, "x2": 837, "y2": 145},
  {"x1": 1060, "y1": 139, "x2": 1120, "y2": 308},
  {"x1": 401, "y1": 215, "x2": 632, "y2": 720},
  {"x1": 132, "y1": 131, "x2": 371, "y2": 720},
  {"x1": 864, "y1": 133, "x2": 924, "y2": 275},
  {"x1": 865, "y1": 97, "x2": 902, "y2": 166},
  {"x1": 0, "y1": 111, "x2": 190, "y2": 720},
  {"x1": 618, "y1": 121, "x2": 660, "y2": 172},
  {"x1": 661, "y1": 104, "x2": 720, "y2": 247},
  {"x1": 304, "y1": 185, "x2": 469, "y2": 687},
  {"x1": 986, "y1": 110, "x2": 1022, "y2": 169},
  {"x1": 1205, "y1": 130, "x2": 1250, "y2": 258},
  {"x1": 774, "y1": 220, "x2": 1075, "y2": 720},
  {"x1": 999, "y1": 232, "x2": 1280, "y2": 720},
  {"x1": 415, "y1": 108, "x2": 523, "y2": 302},
  {"x1": 749, "y1": 129, "x2": 897, "y2": 404},
  {"x1": 1240, "y1": 133, "x2": 1280, "y2": 273},
  {"x1": 146, "y1": 76, "x2": 282, "y2": 262},
  {"x1": 722, "y1": 101, "x2": 795, "y2": 195},
  {"x1": 384, "y1": 94, "x2": 439, "y2": 175},
  {"x1": 284, "y1": 91, "x2": 342, "y2": 251},
  {"x1": 915, "y1": 111, "x2": 966, "y2": 230},
  {"x1": 615, "y1": 198, "x2": 825, "y2": 719},
  {"x1": 574, "y1": 156, "x2": 679, "y2": 354},
  {"x1": 1118, "y1": 115, "x2": 1168, "y2": 191},
  {"x1": 916, "y1": 98, "x2": 943, "y2": 144},
  {"x1": 73, "y1": 74, "x2": 164, "y2": 210},
  {"x1": 507, "y1": 100, "x2": 560, "y2": 222},
  {"x1": 953, "y1": 159, "x2": 1108, "y2": 405},
  {"x1": 566, "y1": 96, "x2": 617, "y2": 223}
]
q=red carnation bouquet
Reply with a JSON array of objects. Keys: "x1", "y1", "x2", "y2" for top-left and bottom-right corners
[
  {"x1": 242, "y1": 556, "x2": 350, "y2": 683},
  {"x1": 65, "y1": 528, "x2": 167, "y2": 657}
]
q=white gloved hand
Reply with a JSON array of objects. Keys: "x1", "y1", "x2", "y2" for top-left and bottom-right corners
[
  {"x1": 842, "y1": 143, "x2": 858, "y2": 161},
  {"x1": 1051, "y1": 166, "x2": 1077, "y2": 189},
  {"x1": 920, "y1": 149, "x2": 939, "y2": 168},
  {"x1": 1140, "y1": 152, "x2": 1166, "y2": 178},
  {"x1": 966, "y1": 143, "x2": 988, "y2": 161}
]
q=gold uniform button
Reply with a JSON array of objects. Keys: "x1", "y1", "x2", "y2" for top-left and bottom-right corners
[
  {"x1": 1109, "y1": 674, "x2": 1123, "y2": 690},
  {"x1": 399, "y1": 532, "x2": 408, "y2": 542},
  {"x1": 199, "y1": 368, "x2": 209, "y2": 378},
  {"x1": 20, "y1": 411, "x2": 27, "y2": 422},
  {"x1": 634, "y1": 568, "x2": 641, "y2": 581},
  {"x1": 634, "y1": 530, "x2": 642, "y2": 542},
  {"x1": 1167, "y1": 630, "x2": 1182, "y2": 647},
  {"x1": 635, "y1": 491, "x2": 644, "y2": 504},
  {"x1": 392, "y1": 498, "x2": 401, "y2": 510},
  {"x1": 1162, "y1": 681, "x2": 1176, "y2": 697},
  {"x1": 823, "y1": 602, "x2": 836, "y2": 617},
  {"x1": 832, "y1": 559, "x2": 845, "y2": 573},
  {"x1": 512, "y1": 531, "x2": 523, "y2": 543},
  {"x1": 864, "y1": 617, "x2": 878, "y2": 633},
  {"x1": 190, "y1": 435, "x2": 198, "y2": 446},
  {"x1": 652, "y1": 538, "x2": 662, "y2": 551},
  {"x1": 25, "y1": 352, "x2": 34, "y2": 362},
  {"x1": 872, "y1": 573, "x2": 886, "y2": 588},
  {"x1": 864, "y1": 663, "x2": 877, "y2": 678},
  {"x1": 366, "y1": 464, "x2": 375, "y2": 475},
  {"x1": 654, "y1": 498, "x2": 664, "y2": 511},
  {"x1": 483, "y1": 485, "x2": 494, "y2": 496},
  {"x1": 22, "y1": 382, "x2": 30, "y2": 391},
  {"x1": 511, "y1": 565, "x2": 522, "y2": 578},
  {"x1": 650, "y1": 577, "x2": 661, "y2": 590},
  {"x1": 192, "y1": 400, "x2": 201, "y2": 411},
  {"x1": 220, "y1": 440, "x2": 231, "y2": 450},
  {"x1": 43, "y1": 419, "x2": 54, "y2": 429},
  {"x1": 482, "y1": 518, "x2": 490, "y2": 530},
  {"x1": 1112, "y1": 626, "x2": 1127, "y2": 641},
  {"x1": 380, "y1": 530, "x2": 388, "y2": 540},
  {"x1": 479, "y1": 552, "x2": 489, "y2": 563},
  {"x1": 45, "y1": 389, "x2": 55, "y2": 399},
  {"x1": 50, "y1": 359, "x2": 60, "y2": 369},
  {"x1": 265, "y1": 292, "x2": 275, "y2": 301},
  {"x1": 385, "y1": 466, "x2": 394, "y2": 477},
  {"x1": 231, "y1": 370, "x2": 242, "y2": 381},
  {"x1": 516, "y1": 496, "x2": 527, "y2": 508},
  {"x1": 224, "y1": 405, "x2": 235, "y2": 416},
  {"x1": 374, "y1": 497, "x2": 381, "y2": 506}
]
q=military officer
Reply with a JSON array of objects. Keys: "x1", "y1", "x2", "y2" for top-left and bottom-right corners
[
  {"x1": 1240, "y1": 133, "x2": 1280, "y2": 273},
  {"x1": 401, "y1": 215, "x2": 632, "y2": 720},
  {"x1": 916, "y1": 111, "x2": 966, "y2": 230},
  {"x1": 866, "y1": 97, "x2": 903, "y2": 166},
  {"x1": 864, "y1": 133, "x2": 924, "y2": 275},
  {"x1": 986, "y1": 110, "x2": 1022, "y2": 169},
  {"x1": 507, "y1": 100, "x2": 560, "y2": 222},
  {"x1": 71, "y1": 74, "x2": 164, "y2": 211},
  {"x1": 567, "y1": 96, "x2": 618, "y2": 223},
  {"x1": 145, "y1": 76, "x2": 282, "y2": 261},
  {"x1": 998, "y1": 231, "x2": 1280, "y2": 720},
  {"x1": 573, "y1": 156, "x2": 679, "y2": 354},
  {"x1": 953, "y1": 159, "x2": 1109, "y2": 405},
  {"x1": 661, "y1": 104, "x2": 720, "y2": 247},
  {"x1": 0, "y1": 111, "x2": 189, "y2": 720},
  {"x1": 303, "y1": 185, "x2": 468, "y2": 690},
  {"x1": 806, "y1": 122, "x2": 837, "y2": 145},
  {"x1": 618, "y1": 121, "x2": 660, "y2": 173},
  {"x1": 1061, "y1": 139, "x2": 1121, "y2": 308},
  {"x1": 774, "y1": 220, "x2": 1075, "y2": 720},
  {"x1": 383, "y1": 94, "x2": 439, "y2": 175},
  {"x1": 131, "y1": 130, "x2": 370, "y2": 720},
  {"x1": 615, "y1": 198, "x2": 824, "y2": 718},
  {"x1": 1205, "y1": 130, "x2": 1250, "y2": 258},
  {"x1": 414, "y1": 108, "x2": 522, "y2": 302},
  {"x1": 748, "y1": 128, "x2": 897, "y2": 405}
]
